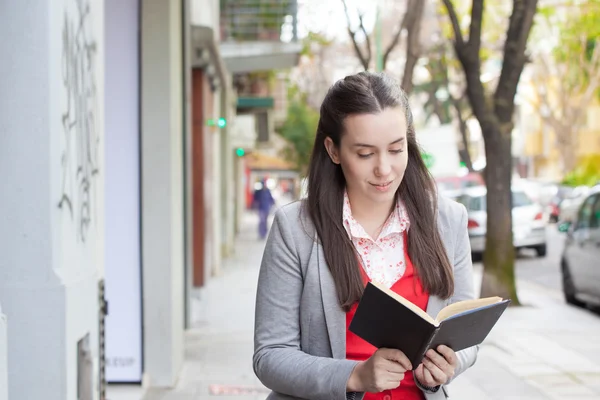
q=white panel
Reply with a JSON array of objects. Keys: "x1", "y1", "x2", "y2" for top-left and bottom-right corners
[{"x1": 104, "y1": 0, "x2": 143, "y2": 382}]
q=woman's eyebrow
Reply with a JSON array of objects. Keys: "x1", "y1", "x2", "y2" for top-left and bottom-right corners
[{"x1": 353, "y1": 137, "x2": 405, "y2": 148}]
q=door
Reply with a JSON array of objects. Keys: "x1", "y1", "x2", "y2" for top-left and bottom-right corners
[
  {"x1": 585, "y1": 195, "x2": 600, "y2": 299},
  {"x1": 568, "y1": 194, "x2": 598, "y2": 295}
]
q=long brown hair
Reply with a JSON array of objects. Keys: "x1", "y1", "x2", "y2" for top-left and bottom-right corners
[{"x1": 305, "y1": 71, "x2": 454, "y2": 311}]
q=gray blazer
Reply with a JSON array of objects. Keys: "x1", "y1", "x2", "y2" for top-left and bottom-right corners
[{"x1": 253, "y1": 196, "x2": 477, "y2": 400}]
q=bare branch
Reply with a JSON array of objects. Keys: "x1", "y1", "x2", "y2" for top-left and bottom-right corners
[
  {"x1": 467, "y1": 0, "x2": 484, "y2": 51},
  {"x1": 441, "y1": 0, "x2": 465, "y2": 48},
  {"x1": 341, "y1": 0, "x2": 370, "y2": 70},
  {"x1": 357, "y1": 11, "x2": 373, "y2": 67},
  {"x1": 494, "y1": 0, "x2": 538, "y2": 123},
  {"x1": 382, "y1": 2, "x2": 411, "y2": 69},
  {"x1": 400, "y1": 0, "x2": 425, "y2": 93}
]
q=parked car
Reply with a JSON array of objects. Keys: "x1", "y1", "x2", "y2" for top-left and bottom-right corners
[
  {"x1": 558, "y1": 186, "x2": 600, "y2": 308},
  {"x1": 435, "y1": 172, "x2": 485, "y2": 199},
  {"x1": 559, "y1": 185, "x2": 592, "y2": 223},
  {"x1": 457, "y1": 186, "x2": 548, "y2": 257}
]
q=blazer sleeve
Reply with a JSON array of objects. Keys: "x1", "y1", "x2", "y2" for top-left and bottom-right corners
[
  {"x1": 445, "y1": 203, "x2": 478, "y2": 385},
  {"x1": 253, "y1": 207, "x2": 360, "y2": 400}
]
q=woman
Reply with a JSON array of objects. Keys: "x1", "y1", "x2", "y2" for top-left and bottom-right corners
[{"x1": 253, "y1": 72, "x2": 476, "y2": 400}]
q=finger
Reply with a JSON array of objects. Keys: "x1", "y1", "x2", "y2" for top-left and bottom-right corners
[
  {"x1": 383, "y1": 359, "x2": 407, "y2": 374},
  {"x1": 414, "y1": 364, "x2": 425, "y2": 382},
  {"x1": 422, "y1": 364, "x2": 437, "y2": 386},
  {"x1": 385, "y1": 371, "x2": 405, "y2": 386},
  {"x1": 437, "y1": 345, "x2": 458, "y2": 368},
  {"x1": 423, "y1": 357, "x2": 448, "y2": 385},
  {"x1": 426, "y1": 349, "x2": 451, "y2": 371},
  {"x1": 380, "y1": 348, "x2": 412, "y2": 371}
]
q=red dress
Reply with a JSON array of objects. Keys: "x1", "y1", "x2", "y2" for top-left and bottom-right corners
[{"x1": 346, "y1": 236, "x2": 429, "y2": 400}]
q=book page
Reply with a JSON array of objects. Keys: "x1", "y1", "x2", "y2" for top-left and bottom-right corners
[
  {"x1": 371, "y1": 282, "x2": 437, "y2": 325},
  {"x1": 435, "y1": 297, "x2": 503, "y2": 322}
]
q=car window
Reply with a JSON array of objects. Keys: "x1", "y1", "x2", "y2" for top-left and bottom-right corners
[
  {"x1": 590, "y1": 195, "x2": 600, "y2": 229},
  {"x1": 576, "y1": 195, "x2": 597, "y2": 230},
  {"x1": 512, "y1": 191, "x2": 533, "y2": 207},
  {"x1": 458, "y1": 195, "x2": 486, "y2": 211}
]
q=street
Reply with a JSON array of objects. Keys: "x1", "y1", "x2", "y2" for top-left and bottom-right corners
[
  {"x1": 512, "y1": 224, "x2": 564, "y2": 293},
  {"x1": 472, "y1": 223, "x2": 566, "y2": 297}
]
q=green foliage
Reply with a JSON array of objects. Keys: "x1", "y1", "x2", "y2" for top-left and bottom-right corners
[
  {"x1": 538, "y1": 0, "x2": 600, "y2": 95},
  {"x1": 277, "y1": 88, "x2": 319, "y2": 176},
  {"x1": 562, "y1": 154, "x2": 600, "y2": 187},
  {"x1": 300, "y1": 32, "x2": 333, "y2": 57}
]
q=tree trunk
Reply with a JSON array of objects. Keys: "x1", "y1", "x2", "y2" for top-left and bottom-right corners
[
  {"x1": 480, "y1": 121, "x2": 519, "y2": 302},
  {"x1": 452, "y1": 97, "x2": 474, "y2": 171}
]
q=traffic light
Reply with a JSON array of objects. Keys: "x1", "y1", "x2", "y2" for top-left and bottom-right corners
[{"x1": 235, "y1": 148, "x2": 245, "y2": 157}]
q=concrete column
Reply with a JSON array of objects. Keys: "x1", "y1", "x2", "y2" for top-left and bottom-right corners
[
  {"x1": 220, "y1": 77, "x2": 236, "y2": 257},
  {"x1": 0, "y1": 303, "x2": 7, "y2": 400},
  {"x1": 141, "y1": 0, "x2": 185, "y2": 387},
  {"x1": 211, "y1": 96, "x2": 222, "y2": 276},
  {"x1": 0, "y1": 1, "x2": 104, "y2": 399}
]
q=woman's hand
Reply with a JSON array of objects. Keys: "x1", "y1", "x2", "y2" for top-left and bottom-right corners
[
  {"x1": 414, "y1": 345, "x2": 458, "y2": 388},
  {"x1": 347, "y1": 348, "x2": 412, "y2": 393}
]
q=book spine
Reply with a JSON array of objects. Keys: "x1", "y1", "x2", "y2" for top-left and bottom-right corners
[{"x1": 414, "y1": 326, "x2": 440, "y2": 367}]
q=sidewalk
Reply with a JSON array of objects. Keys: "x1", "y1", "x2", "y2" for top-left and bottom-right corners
[{"x1": 125, "y1": 207, "x2": 600, "y2": 400}]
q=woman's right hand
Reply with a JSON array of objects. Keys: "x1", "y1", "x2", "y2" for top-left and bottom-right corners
[{"x1": 347, "y1": 348, "x2": 412, "y2": 393}]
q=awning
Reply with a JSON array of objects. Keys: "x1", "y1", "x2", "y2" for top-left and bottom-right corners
[{"x1": 246, "y1": 152, "x2": 295, "y2": 172}]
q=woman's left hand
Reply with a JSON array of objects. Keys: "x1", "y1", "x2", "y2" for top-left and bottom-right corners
[{"x1": 414, "y1": 345, "x2": 458, "y2": 387}]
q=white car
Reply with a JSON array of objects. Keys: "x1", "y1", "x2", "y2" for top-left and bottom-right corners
[{"x1": 456, "y1": 186, "x2": 548, "y2": 257}]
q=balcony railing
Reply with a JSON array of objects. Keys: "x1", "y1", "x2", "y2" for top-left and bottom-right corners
[{"x1": 220, "y1": 0, "x2": 298, "y2": 42}]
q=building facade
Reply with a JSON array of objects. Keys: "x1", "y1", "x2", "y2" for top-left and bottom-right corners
[{"x1": 0, "y1": 0, "x2": 299, "y2": 398}]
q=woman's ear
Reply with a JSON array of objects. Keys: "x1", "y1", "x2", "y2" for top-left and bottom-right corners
[{"x1": 324, "y1": 137, "x2": 340, "y2": 164}]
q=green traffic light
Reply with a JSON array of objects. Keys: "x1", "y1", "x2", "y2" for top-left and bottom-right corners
[
  {"x1": 236, "y1": 148, "x2": 245, "y2": 157},
  {"x1": 217, "y1": 118, "x2": 227, "y2": 128}
]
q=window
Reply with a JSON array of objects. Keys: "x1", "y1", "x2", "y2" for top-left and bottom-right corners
[
  {"x1": 590, "y1": 195, "x2": 600, "y2": 229},
  {"x1": 458, "y1": 195, "x2": 486, "y2": 211},
  {"x1": 576, "y1": 195, "x2": 597, "y2": 230},
  {"x1": 512, "y1": 191, "x2": 533, "y2": 208}
]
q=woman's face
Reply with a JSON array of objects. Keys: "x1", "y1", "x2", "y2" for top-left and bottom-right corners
[{"x1": 324, "y1": 107, "x2": 409, "y2": 211}]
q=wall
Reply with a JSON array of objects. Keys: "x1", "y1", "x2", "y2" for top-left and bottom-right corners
[
  {"x1": 0, "y1": 304, "x2": 6, "y2": 400},
  {"x1": 0, "y1": 0, "x2": 104, "y2": 399},
  {"x1": 191, "y1": 0, "x2": 220, "y2": 35},
  {"x1": 141, "y1": 0, "x2": 185, "y2": 387}
]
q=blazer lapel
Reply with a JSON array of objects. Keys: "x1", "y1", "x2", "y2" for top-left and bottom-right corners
[{"x1": 317, "y1": 243, "x2": 346, "y2": 359}]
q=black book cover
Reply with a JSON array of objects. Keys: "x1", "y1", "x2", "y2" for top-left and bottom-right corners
[{"x1": 349, "y1": 282, "x2": 510, "y2": 367}]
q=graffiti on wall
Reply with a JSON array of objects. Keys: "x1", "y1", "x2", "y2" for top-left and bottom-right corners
[{"x1": 58, "y1": 0, "x2": 100, "y2": 243}]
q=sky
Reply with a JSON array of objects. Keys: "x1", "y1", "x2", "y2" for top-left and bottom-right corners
[{"x1": 296, "y1": 0, "x2": 382, "y2": 42}]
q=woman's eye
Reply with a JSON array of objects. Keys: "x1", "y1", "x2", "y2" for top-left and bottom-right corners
[
  {"x1": 389, "y1": 149, "x2": 403, "y2": 154},
  {"x1": 358, "y1": 153, "x2": 373, "y2": 159}
]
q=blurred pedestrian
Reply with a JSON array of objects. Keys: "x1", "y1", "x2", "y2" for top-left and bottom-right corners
[
  {"x1": 253, "y1": 179, "x2": 275, "y2": 239},
  {"x1": 253, "y1": 72, "x2": 476, "y2": 399}
]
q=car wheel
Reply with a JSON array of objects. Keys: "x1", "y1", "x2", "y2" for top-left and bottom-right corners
[
  {"x1": 561, "y1": 260, "x2": 585, "y2": 307},
  {"x1": 534, "y1": 244, "x2": 547, "y2": 257}
]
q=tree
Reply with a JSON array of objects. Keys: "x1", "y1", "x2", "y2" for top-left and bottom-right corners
[
  {"x1": 442, "y1": 0, "x2": 538, "y2": 302},
  {"x1": 277, "y1": 88, "x2": 319, "y2": 176},
  {"x1": 529, "y1": 1, "x2": 600, "y2": 173},
  {"x1": 341, "y1": 0, "x2": 425, "y2": 93},
  {"x1": 416, "y1": 42, "x2": 475, "y2": 171}
]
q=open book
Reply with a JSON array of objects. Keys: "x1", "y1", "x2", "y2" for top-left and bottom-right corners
[{"x1": 348, "y1": 282, "x2": 510, "y2": 367}]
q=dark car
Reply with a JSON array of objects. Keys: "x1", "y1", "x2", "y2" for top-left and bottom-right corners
[{"x1": 559, "y1": 186, "x2": 600, "y2": 308}]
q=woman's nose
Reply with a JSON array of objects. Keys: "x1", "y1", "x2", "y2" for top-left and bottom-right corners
[{"x1": 375, "y1": 155, "x2": 392, "y2": 176}]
